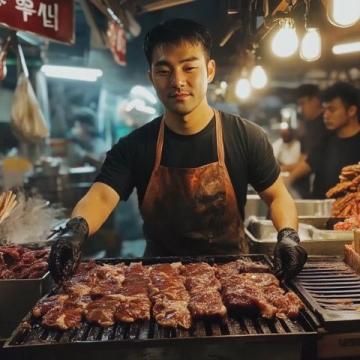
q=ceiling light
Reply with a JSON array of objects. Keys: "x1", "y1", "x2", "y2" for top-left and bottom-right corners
[
  {"x1": 235, "y1": 78, "x2": 251, "y2": 100},
  {"x1": 40, "y1": 65, "x2": 103, "y2": 82},
  {"x1": 300, "y1": 28, "x2": 321, "y2": 61},
  {"x1": 327, "y1": 0, "x2": 360, "y2": 28},
  {"x1": 250, "y1": 65, "x2": 268, "y2": 89},
  {"x1": 271, "y1": 18, "x2": 299, "y2": 58},
  {"x1": 332, "y1": 41, "x2": 360, "y2": 54}
]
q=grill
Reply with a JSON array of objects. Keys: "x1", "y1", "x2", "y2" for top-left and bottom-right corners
[
  {"x1": 292, "y1": 256, "x2": 360, "y2": 332},
  {"x1": 3, "y1": 255, "x2": 317, "y2": 360}
]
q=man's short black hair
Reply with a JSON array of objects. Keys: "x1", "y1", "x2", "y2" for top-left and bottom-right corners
[
  {"x1": 296, "y1": 84, "x2": 320, "y2": 99},
  {"x1": 322, "y1": 82, "x2": 360, "y2": 121},
  {"x1": 144, "y1": 18, "x2": 212, "y2": 66},
  {"x1": 322, "y1": 82, "x2": 359, "y2": 106}
]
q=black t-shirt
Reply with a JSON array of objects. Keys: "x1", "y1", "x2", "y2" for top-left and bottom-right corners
[
  {"x1": 95, "y1": 111, "x2": 280, "y2": 218},
  {"x1": 307, "y1": 131, "x2": 360, "y2": 198},
  {"x1": 300, "y1": 114, "x2": 329, "y2": 155}
]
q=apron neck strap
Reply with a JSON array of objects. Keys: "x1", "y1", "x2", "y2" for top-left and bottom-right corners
[{"x1": 154, "y1": 109, "x2": 225, "y2": 169}]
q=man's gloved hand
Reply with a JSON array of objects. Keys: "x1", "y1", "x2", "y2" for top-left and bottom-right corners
[
  {"x1": 273, "y1": 227, "x2": 307, "y2": 281},
  {"x1": 48, "y1": 217, "x2": 89, "y2": 283}
]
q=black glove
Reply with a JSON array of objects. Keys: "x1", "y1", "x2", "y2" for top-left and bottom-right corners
[
  {"x1": 48, "y1": 217, "x2": 89, "y2": 283},
  {"x1": 273, "y1": 227, "x2": 307, "y2": 281}
]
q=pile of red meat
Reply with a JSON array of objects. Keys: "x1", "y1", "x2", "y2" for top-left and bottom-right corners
[
  {"x1": 32, "y1": 259, "x2": 304, "y2": 331},
  {"x1": 0, "y1": 245, "x2": 49, "y2": 279},
  {"x1": 326, "y1": 163, "x2": 360, "y2": 222}
]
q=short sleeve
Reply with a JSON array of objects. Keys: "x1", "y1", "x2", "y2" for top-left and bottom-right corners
[
  {"x1": 247, "y1": 124, "x2": 281, "y2": 192},
  {"x1": 94, "y1": 137, "x2": 135, "y2": 201}
]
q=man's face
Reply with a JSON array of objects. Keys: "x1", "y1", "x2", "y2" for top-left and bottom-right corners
[
  {"x1": 323, "y1": 97, "x2": 354, "y2": 132},
  {"x1": 148, "y1": 41, "x2": 215, "y2": 116},
  {"x1": 297, "y1": 96, "x2": 321, "y2": 121}
]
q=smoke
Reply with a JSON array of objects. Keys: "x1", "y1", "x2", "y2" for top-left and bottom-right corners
[{"x1": 0, "y1": 192, "x2": 64, "y2": 245}]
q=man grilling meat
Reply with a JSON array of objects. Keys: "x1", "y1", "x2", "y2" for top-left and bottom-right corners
[{"x1": 48, "y1": 18, "x2": 307, "y2": 283}]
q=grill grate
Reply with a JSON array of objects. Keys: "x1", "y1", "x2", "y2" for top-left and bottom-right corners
[
  {"x1": 8, "y1": 310, "x2": 315, "y2": 348},
  {"x1": 5, "y1": 255, "x2": 317, "y2": 352},
  {"x1": 292, "y1": 257, "x2": 360, "y2": 332}
]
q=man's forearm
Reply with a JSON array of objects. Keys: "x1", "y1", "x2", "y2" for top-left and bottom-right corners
[
  {"x1": 288, "y1": 158, "x2": 312, "y2": 184},
  {"x1": 71, "y1": 182, "x2": 120, "y2": 235},
  {"x1": 259, "y1": 177, "x2": 298, "y2": 231},
  {"x1": 268, "y1": 193, "x2": 298, "y2": 231}
]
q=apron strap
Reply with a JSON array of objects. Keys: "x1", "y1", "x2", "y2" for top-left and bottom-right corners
[
  {"x1": 154, "y1": 119, "x2": 165, "y2": 170},
  {"x1": 155, "y1": 110, "x2": 225, "y2": 169},
  {"x1": 214, "y1": 110, "x2": 225, "y2": 166}
]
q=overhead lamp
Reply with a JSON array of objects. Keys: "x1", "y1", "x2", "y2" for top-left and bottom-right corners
[
  {"x1": 40, "y1": 65, "x2": 103, "y2": 82},
  {"x1": 250, "y1": 65, "x2": 268, "y2": 89},
  {"x1": 235, "y1": 78, "x2": 251, "y2": 100},
  {"x1": 327, "y1": 0, "x2": 360, "y2": 28},
  {"x1": 271, "y1": 18, "x2": 299, "y2": 58},
  {"x1": 300, "y1": 28, "x2": 321, "y2": 61},
  {"x1": 332, "y1": 41, "x2": 360, "y2": 55}
]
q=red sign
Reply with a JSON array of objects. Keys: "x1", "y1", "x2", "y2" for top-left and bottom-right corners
[{"x1": 0, "y1": 0, "x2": 74, "y2": 44}]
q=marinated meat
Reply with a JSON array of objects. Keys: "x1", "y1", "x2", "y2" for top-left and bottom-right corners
[
  {"x1": 220, "y1": 272, "x2": 303, "y2": 319},
  {"x1": 149, "y1": 263, "x2": 191, "y2": 329},
  {"x1": 85, "y1": 296, "x2": 121, "y2": 327},
  {"x1": 0, "y1": 246, "x2": 49, "y2": 279},
  {"x1": 32, "y1": 294, "x2": 69, "y2": 318},
  {"x1": 31, "y1": 259, "x2": 302, "y2": 331},
  {"x1": 326, "y1": 163, "x2": 360, "y2": 218},
  {"x1": 152, "y1": 298, "x2": 191, "y2": 329},
  {"x1": 182, "y1": 263, "x2": 226, "y2": 318},
  {"x1": 42, "y1": 301, "x2": 83, "y2": 330}
]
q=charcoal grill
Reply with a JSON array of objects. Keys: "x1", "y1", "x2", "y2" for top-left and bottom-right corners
[
  {"x1": 292, "y1": 256, "x2": 360, "y2": 332},
  {"x1": 3, "y1": 255, "x2": 317, "y2": 360}
]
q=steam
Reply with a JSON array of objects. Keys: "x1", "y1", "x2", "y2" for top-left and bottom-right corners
[{"x1": 0, "y1": 192, "x2": 64, "y2": 245}]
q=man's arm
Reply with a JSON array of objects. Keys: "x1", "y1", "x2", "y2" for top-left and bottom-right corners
[
  {"x1": 258, "y1": 175, "x2": 307, "y2": 280},
  {"x1": 71, "y1": 182, "x2": 120, "y2": 235},
  {"x1": 258, "y1": 175, "x2": 298, "y2": 231},
  {"x1": 287, "y1": 156, "x2": 312, "y2": 184}
]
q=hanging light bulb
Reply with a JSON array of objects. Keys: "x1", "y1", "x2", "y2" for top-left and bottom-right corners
[
  {"x1": 300, "y1": 28, "x2": 321, "y2": 61},
  {"x1": 250, "y1": 65, "x2": 268, "y2": 89},
  {"x1": 327, "y1": 0, "x2": 360, "y2": 28},
  {"x1": 235, "y1": 78, "x2": 251, "y2": 100},
  {"x1": 271, "y1": 18, "x2": 299, "y2": 57}
]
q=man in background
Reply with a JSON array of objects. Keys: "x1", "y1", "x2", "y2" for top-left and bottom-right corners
[
  {"x1": 288, "y1": 82, "x2": 360, "y2": 198},
  {"x1": 290, "y1": 84, "x2": 329, "y2": 198},
  {"x1": 66, "y1": 108, "x2": 107, "y2": 168}
]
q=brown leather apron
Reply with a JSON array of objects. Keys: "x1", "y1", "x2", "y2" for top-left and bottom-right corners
[{"x1": 140, "y1": 110, "x2": 247, "y2": 256}]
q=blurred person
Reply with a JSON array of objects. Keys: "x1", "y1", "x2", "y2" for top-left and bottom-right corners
[
  {"x1": 288, "y1": 82, "x2": 360, "y2": 198},
  {"x1": 272, "y1": 123, "x2": 301, "y2": 171},
  {"x1": 48, "y1": 18, "x2": 306, "y2": 283},
  {"x1": 66, "y1": 108, "x2": 107, "y2": 168},
  {"x1": 296, "y1": 84, "x2": 328, "y2": 155},
  {"x1": 291, "y1": 84, "x2": 329, "y2": 197}
]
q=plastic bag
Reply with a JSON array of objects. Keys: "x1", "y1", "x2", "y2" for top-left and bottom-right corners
[{"x1": 11, "y1": 73, "x2": 49, "y2": 143}]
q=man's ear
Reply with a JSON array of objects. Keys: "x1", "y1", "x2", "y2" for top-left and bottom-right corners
[
  {"x1": 207, "y1": 59, "x2": 216, "y2": 83},
  {"x1": 348, "y1": 104, "x2": 357, "y2": 119}
]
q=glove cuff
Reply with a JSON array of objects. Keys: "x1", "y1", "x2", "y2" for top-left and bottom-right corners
[
  {"x1": 277, "y1": 227, "x2": 299, "y2": 243},
  {"x1": 66, "y1": 217, "x2": 89, "y2": 238}
]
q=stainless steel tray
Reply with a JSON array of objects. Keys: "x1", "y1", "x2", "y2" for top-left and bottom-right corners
[
  {"x1": 0, "y1": 272, "x2": 53, "y2": 340},
  {"x1": 245, "y1": 196, "x2": 335, "y2": 218},
  {"x1": 245, "y1": 217, "x2": 353, "y2": 256}
]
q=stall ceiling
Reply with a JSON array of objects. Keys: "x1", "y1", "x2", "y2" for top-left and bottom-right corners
[{"x1": 1, "y1": 0, "x2": 359, "y2": 88}]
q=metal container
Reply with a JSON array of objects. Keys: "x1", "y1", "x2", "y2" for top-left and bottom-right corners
[
  {"x1": 245, "y1": 196, "x2": 335, "y2": 219},
  {"x1": 246, "y1": 217, "x2": 353, "y2": 256},
  {"x1": 3, "y1": 255, "x2": 317, "y2": 360},
  {"x1": 0, "y1": 273, "x2": 53, "y2": 340}
]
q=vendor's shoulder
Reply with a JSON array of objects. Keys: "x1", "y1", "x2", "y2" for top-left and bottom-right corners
[{"x1": 219, "y1": 111, "x2": 265, "y2": 136}]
